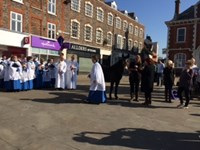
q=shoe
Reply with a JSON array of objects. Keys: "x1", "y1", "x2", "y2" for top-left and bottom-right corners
[
  {"x1": 177, "y1": 103, "x2": 184, "y2": 108},
  {"x1": 183, "y1": 106, "x2": 189, "y2": 109}
]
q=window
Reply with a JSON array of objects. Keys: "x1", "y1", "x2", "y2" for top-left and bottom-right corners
[
  {"x1": 71, "y1": 20, "x2": 80, "y2": 39},
  {"x1": 96, "y1": 28, "x2": 103, "y2": 44},
  {"x1": 174, "y1": 53, "x2": 186, "y2": 68},
  {"x1": 48, "y1": 0, "x2": 56, "y2": 14},
  {"x1": 10, "y1": 12, "x2": 22, "y2": 32},
  {"x1": 85, "y1": 2, "x2": 93, "y2": 17},
  {"x1": 97, "y1": 7, "x2": 104, "y2": 22},
  {"x1": 134, "y1": 41, "x2": 138, "y2": 48},
  {"x1": 129, "y1": 24, "x2": 133, "y2": 34},
  {"x1": 115, "y1": 17, "x2": 121, "y2": 29},
  {"x1": 134, "y1": 26, "x2": 138, "y2": 36},
  {"x1": 122, "y1": 37, "x2": 126, "y2": 49},
  {"x1": 107, "y1": 13, "x2": 113, "y2": 26},
  {"x1": 139, "y1": 28, "x2": 143, "y2": 38},
  {"x1": 48, "y1": 23, "x2": 56, "y2": 39},
  {"x1": 138, "y1": 42, "x2": 142, "y2": 50},
  {"x1": 107, "y1": 32, "x2": 112, "y2": 46},
  {"x1": 12, "y1": 0, "x2": 23, "y2": 3},
  {"x1": 116, "y1": 35, "x2": 122, "y2": 49},
  {"x1": 71, "y1": 0, "x2": 81, "y2": 12},
  {"x1": 128, "y1": 39, "x2": 132, "y2": 50},
  {"x1": 123, "y1": 21, "x2": 128, "y2": 31},
  {"x1": 84, "y1": 25, "x2": 92, "y2": 41},
  {"x1": 177, "y1": 28, "x2": 186, "y2": 42}
]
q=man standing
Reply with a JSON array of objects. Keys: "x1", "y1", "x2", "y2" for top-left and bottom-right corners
[
  {"x1": 66, "y1": 55, "x2": 79, "y2": 90},
  {"x1": 156, "y1": 60, "x2": 165, "y2": 86}
]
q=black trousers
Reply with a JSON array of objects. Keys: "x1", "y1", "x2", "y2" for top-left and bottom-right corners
[
  {"x1": 177, "y1": 86, "x2": 190, "y2": 107},
  {"x1": 129, "y1": 80, "x2": 140, "y2": 99}
]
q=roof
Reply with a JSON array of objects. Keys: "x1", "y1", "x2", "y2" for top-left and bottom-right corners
[{"x1": 175, "y1": 6, "x2": 195, "y2": 20}]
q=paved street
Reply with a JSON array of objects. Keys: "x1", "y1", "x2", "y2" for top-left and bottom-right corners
[{"x1": 0, "y1": 74, "x2": 200, "y2": 150}]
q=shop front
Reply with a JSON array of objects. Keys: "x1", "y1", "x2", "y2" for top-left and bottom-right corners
[
  {"x1": 65, "y1": 43, "x2": 100, "y2": 73},
  {"x1": 0, "y1": 29, "x2": 29, "y2": 58},
  {"x1": 30, "y1": 35, "x2": 61, "y2": 61}
]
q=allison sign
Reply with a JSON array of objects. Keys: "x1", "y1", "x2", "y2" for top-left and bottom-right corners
[{"x1": 31, "y1": 36, "x2": 61, "y2": 51}]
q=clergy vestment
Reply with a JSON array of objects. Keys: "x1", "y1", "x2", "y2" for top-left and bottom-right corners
[
  {"x1": 87, "y1": 62, "x2": 107, "y2": 103},
  {"x1": 55, "y1": 60, "x2": 67, "y2": 89}
]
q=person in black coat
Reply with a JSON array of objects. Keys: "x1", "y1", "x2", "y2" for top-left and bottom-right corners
[
  {"x1": 141, "y1": 56, "x2": 155, "y2": 106},
  {"x1": 128, "y1": 55, "x2": 142, "y2": 102},
  {"x1": 163, "y1": 60, "x2": 175, "y2": 103}
]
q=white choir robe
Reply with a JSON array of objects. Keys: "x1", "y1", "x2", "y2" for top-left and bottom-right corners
[
  {"x1": 87, "y1": 62, "x2": 107, "y2": 103},
  {"x1": 0, "y1": 63, "x2": 4, "y2": 88},
  {"x1": 66, "y1": 60, "x2": 79, "y2": 89},
  {"x1": 21, "y1": 68, "x2": 29, "y2": 91},
  {"x1": 27, "y1": 61, "x2": 36, "y2": 89},
  {"x1": 9, "y1": 61, "x2": 22, "y2": 91},
  {"x1": 55, "y1": 61, "x2": 67, "y2": 89}
]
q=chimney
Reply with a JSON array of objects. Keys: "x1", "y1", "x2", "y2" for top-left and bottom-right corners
[{"x1": 174, "y1": 0, "x2": 180, "y2": 19}]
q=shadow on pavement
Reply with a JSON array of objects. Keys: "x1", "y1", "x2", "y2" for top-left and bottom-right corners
[{"x1": 73, "y1": 128, "x2": 200, "y2": 150}]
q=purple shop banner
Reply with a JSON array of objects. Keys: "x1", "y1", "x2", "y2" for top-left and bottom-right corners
[{"x1": 31, "y1": 36, "x2": 61, "y2": 51}]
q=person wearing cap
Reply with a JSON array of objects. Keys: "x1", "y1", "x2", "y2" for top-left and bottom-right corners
[
  {"x1": 177, "y1": 60, "x2": 194, "y2": 109},
  {"x1": 163, "y1": 60, "x2": 175, "y2": 103}
]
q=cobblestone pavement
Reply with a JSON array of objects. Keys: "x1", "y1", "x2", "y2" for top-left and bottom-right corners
[{"x1": 0, "y1": 75, "x2": 200, "y2": 150}]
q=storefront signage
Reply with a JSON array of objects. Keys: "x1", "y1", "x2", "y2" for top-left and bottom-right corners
[
  {"x1": 31, "y1": 36, "x2": 61, "y2": 51},
  {"x1": 24, "y1": 37, "x2": 30, "y2": 44},
  {"x1": 70, "y1": 43, "x2": 100, "y2": 54}
]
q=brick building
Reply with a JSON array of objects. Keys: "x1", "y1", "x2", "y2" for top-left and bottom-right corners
[
  {"x1": 165, "y1": 0, "x2": 200, "y2": 74},
  {"x1": 0, "y1": 0, "x2": 145, "y2": 72}
]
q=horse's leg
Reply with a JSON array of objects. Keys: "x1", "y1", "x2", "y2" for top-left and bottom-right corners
[
  {"x1": 115, "y1": 80, "x2": 120, "y2": 100},
  {"x1": 109, "y1": 81, "x2": 114, "y2": 100}
]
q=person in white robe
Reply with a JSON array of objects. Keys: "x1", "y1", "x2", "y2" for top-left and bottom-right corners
[
  {"x1": 27, "y1": 56, "x2": 36, "y2": 90},
  {"x1": 86, "y1": 55, "x2": 107, "y2": 104},
  {"x1": 0, "y1": 60, "x2": 5, "y2": 89},
  {"x1": 66, "y1": 55, "x2": 79, "y2": 89},
  {"x1": 9, "y1": 55, "x2": 22, "y2": 91},
  {"x1": 21, "y1": 62, "x2": 29, "y2": 91},
  {"x1": 55, "y1": 53, "x2": 67, "y2": 90}
]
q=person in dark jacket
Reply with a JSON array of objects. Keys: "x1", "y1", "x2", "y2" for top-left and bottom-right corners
[
  {"x1": 177, "y1": 60, "x2": 194, "y2": 109},
  {"x1": 128, "y1": 55, "x2": 142, "y2": 102},
  {"x1": 163, "y1": 60, "x2": 175, "y2": 103},
  {"x1": 141, "y1": 55, "x2": 155, "y2": 106}
]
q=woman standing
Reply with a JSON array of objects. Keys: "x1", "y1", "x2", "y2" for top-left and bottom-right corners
[
  {"x1": 163, "y1": 60, "x2": 175, "y2": 103},
  {"x1": 85, "y1": 55, "x2": 107, "y2": 104},
  {"x1": 141, "y1": 56, "x2": 155, "y2": 106}
]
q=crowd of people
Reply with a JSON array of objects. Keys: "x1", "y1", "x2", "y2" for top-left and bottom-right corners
[
  {"x1": 0, "y1": 53, "x2": 79, "y2": 92},
  {"x1": 128, "y1": 55, "x2": 200, "y2": 109}
]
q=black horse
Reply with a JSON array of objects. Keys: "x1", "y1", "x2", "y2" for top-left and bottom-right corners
[{"x1": 102, "y1": 54, "x2": 129, "y2": 100}]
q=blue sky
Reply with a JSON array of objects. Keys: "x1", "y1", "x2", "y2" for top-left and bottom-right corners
[{"x1": 108, "y1": 0, "x2": 199, "y2": 57}]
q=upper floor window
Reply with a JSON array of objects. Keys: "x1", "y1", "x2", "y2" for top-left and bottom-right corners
[
  {"x1": 71, "y1": 20, "x2": 80, "y2": 39},
  {"x1": 177, "y1": 28, "x2": 186, "y2": 43},
  {"x1": 48, "y1": 23, "x2": 56, "y2": 39},
  {"x1": 84, "y1": 24, "x2": 92, "y2": 41},
  {"x1": 134, "y1": 26, "x2": 138, "y2": 36},
  {"x1": 123, "y1": 21, "x2": 128, "y2": 31},
  {"x1": 107, "y1": 32, "x2": 112, "y2": 46},
  {"x1": 122, "y1": 37, "x2": 127, "y2": 49},
  {"x1": 134, "y1": 41, "x2": 138, "y2": 48},
  {"x1": 48, "y1": 0, "x2": 56, "y2": 15},
  {"x1": 97, "y1": 7, "x2": 104, "y2": 22},
  {"x1": 12, "y1": 0, "x2": 23, "y2": 4},
  {"x1": 116, "y1": 34, "x2": 122, "y2": 49},
  {"x1": 139, "y1": 28, "x2": 143, "y2": 38},
  {"x1": 10, "y1": 12, "x2": 22, "y2": 32},
  {"x1": 115, "y1": 17, "x2": 121, "y2": 29},
  {"x1": 174, "y1": 53, "x2": 186, "y2": 68},
  {"x1": 85, "y1": 1, "x2": 93, "y2": 17},
  {"x1": 128, "y1": 39, "x2": 133, "y2": 50},
  {"x1": 129, "y1": 24, "x2": 133, "y2": 34},
  {"x1": 96, "y1": 28, "x2": 103, "y2": 44},
  {"x1": 107, "y1": 13, "x2": 113, "y2": 26},
  {"x1": 138, "y1": 42, "x2": 142, "y2": 50},
  {"x1": 71, "y1": 0, "x2": 81, "y2": 12}
]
